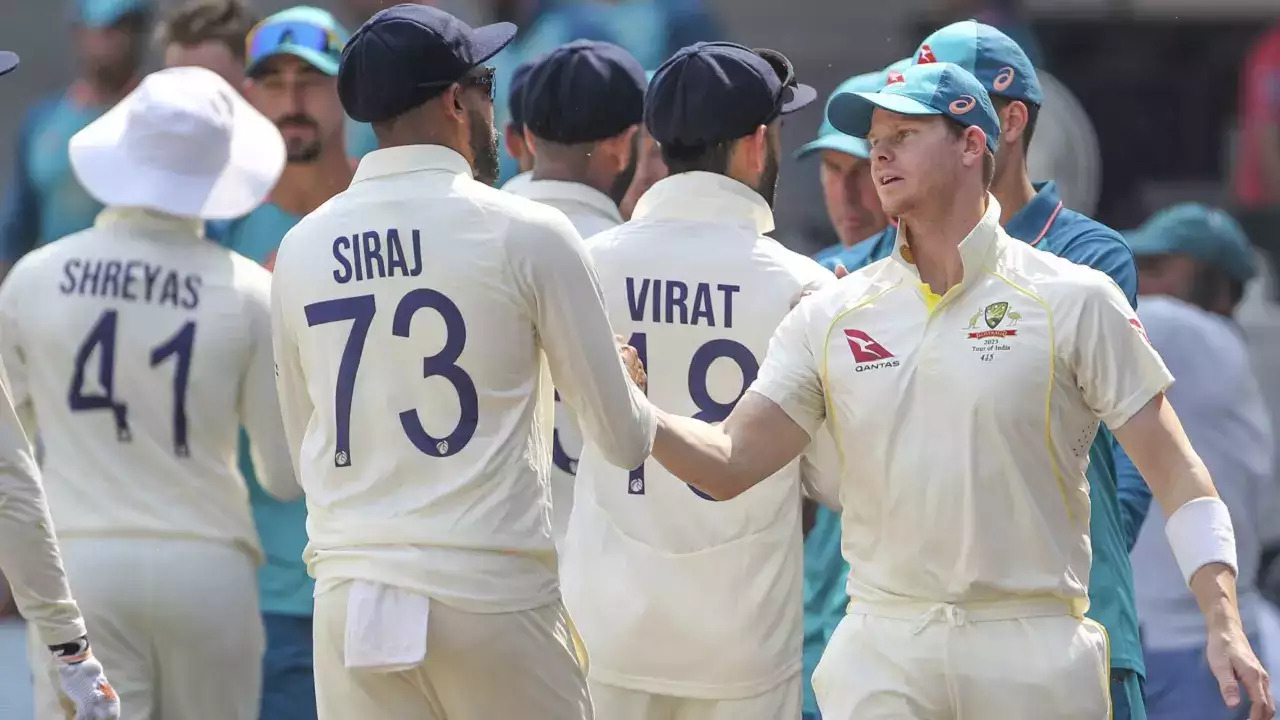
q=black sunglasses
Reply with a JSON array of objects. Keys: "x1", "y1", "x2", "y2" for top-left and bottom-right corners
[
  {"x1": 753, "y1": 48, "x2": 799, "y2": 109},
  {"x1": 461, "y1": 66, "x2": 497, "y2": 101}
]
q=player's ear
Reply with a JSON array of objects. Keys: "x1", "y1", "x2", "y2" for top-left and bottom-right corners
[
  {"x1": 749, "y1": 124, "x2": 768, "y2": 173},
  {"x1": 448, "y1": 83, "x2": 466, "y2": 122},
  {"x1": 522, "y1": 127, "x2": 538, "y2": 160},
  {"x1": 999, "y1": 101, "x2": 1028, "y2": 148},
  {"x1": 504, "y1": 124, "x2": 525, "y2": 160},
  {"x1": 963, "y1": 127, "x2": 987, "y2": 169},
  {"x1": 611, "y1": 125, "x2": 640, "y2": 172}
]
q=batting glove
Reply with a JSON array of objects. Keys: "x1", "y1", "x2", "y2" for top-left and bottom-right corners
[{"x1": 50, "y1": 637, "x2": 120, "y2": 720}]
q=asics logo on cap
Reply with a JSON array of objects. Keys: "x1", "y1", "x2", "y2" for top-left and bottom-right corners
[
  {"x1": 886, "y1": 70, "x2": 905, "y2": 85},
  {"x1": 949, "y1": 95, "x2": 977, "y2": 114},
  {"x1": 994, "y1": 66, "x2": 1015, "y2": 92},
  {"x1": 917, "y1": 44, "x2": 936, "y2": 64}
]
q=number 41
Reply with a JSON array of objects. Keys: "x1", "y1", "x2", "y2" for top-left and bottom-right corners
[{"x1": 68, "y1": 309, "x2": 196, "y2": 457}]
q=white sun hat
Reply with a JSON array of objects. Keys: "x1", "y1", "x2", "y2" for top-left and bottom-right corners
[{"x1": 69, "y1": 65, "x2": 285, "y2": 220}]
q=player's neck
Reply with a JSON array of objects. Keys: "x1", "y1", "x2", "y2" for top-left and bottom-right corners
[
  {"x1": 900, "y1": 192, "x2": 987, "y2": 295},
  {"x1": 990, "y1": 159, "x2": 1036, "y2": 227},
  {"x1": 269, "y1": 150, "x2": 354, "y2": 217}
]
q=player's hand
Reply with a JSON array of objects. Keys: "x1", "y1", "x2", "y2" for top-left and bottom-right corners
[
  {"x1": 616, "y1": 334, "x2": 647, "y2": 392},
  {"x1": 833, "y1": 263, "x2": 849, "y2": 278},
  {"x1": 51, "y1": 638, "x2": 120, "y2": 720},
  {"x1": 1206, "y1": 620, "x2": 1274, "y2": 719}
]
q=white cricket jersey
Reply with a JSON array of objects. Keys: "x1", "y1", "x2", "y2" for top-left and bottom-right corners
[
  {"x1": 564, "y1": 172, "x2": 833, "y2": 698},
  {"x1": 500, "y1": 170, "x2": 533, "y2": 195},
  {"x1": 0, "y1": 209, "x2": 295, "y2": 563},
  {"x1": 752, "y1": 197, "x2": 1173, "y2": 616},
  {"x1": 0, "y1": 366, "x2": 84, "y2": 646},
  {"x1": 503, "y1": 178, "x2": 625, "y2": 550},
  {"x1": 269, "y1": 146, "x2": 655, "y2": 613},
  {"x1": 1131, "y1": 295, "x2": 1271, "y2": 649}
]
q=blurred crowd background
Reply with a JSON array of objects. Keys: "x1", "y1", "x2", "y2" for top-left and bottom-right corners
[{"x1": 4, "y1": 0, "x2": 1280, "y2": 717}]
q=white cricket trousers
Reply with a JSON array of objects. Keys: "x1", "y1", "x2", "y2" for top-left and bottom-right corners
[
  {"x1": 28, "y1": 537, "x2": 262, "y2": 720},
  {"x1": 589, "y1": 674, "x2": 802, "y2": 720},
  {"x1": 313, "y1": 582, "x2": 592, "y2": 720},
  {"x1": 813, "y1": 599, "x2": 1111, "y2": 720}
]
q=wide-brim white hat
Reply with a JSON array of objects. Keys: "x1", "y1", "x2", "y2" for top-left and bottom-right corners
[{"x1": 70, "y1": 65, "x2": 285, "y2": 220}]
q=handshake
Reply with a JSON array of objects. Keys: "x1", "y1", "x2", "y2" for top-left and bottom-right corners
[{"x1": 616, "y1": 335, "x2": 646, "y2": 391}]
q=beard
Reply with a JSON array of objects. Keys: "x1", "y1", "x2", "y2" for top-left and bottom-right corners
[
  {"x1": 755, "y1": 142, "x2": 781, "y2": 209},
  {"x1": 277, "y1": 115, "x2": 322, "y2": 163},
  {"x1": 607, "y1": 133, "x2": 640, "y2": 207},
  {"x1": 468, "y1": 106, "x2": 501, "y2": 186}
]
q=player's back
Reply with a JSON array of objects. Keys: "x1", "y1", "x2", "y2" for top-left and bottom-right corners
[
  {"x1": 564, "y1": 171, "x2": 831, "y2": 697},
  {"x1": 0, "y1": 209, "x2": 283, "y2": 557},
  {"x1": 270, "y1": 146, "x2": 654, "y2": 612}
]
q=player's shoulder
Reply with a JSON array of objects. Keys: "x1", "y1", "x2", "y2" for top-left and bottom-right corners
[
  {"x1": 760, "y1": 235, "x2": 836, "y2": 289},
  {"x1": 3, "y1": 225, "x2": 94, "y2": 288},
  {"x1": 803, "y1": 255, "x2": 899, "y2": 322},
  {"x1": 469, "y1": 178, "x2": 579, "y2": 233},
  {"x1": 1045, "y1": 209, "x2": 1132, "y2": 259},
  {"x1": 1000, "y1": 229, "x2": 1120, "y2": 296}
]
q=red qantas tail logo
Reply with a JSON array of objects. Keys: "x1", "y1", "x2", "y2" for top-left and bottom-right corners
[
  {"x1": 917, "y1": 44, "x2": 937, "y2": 64},
  {"x1": 845, "y1": 329, "x2": 895, "y2": 363}
]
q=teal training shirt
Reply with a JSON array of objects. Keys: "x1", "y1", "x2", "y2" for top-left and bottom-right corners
[
  {"x1": 804, "y1": 183, "x2": 1151, "y2": 691},
  {"x1": 221, "y1": 202, "x2": 313, "y2": 617}
]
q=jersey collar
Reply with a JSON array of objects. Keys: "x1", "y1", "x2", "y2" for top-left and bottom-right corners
[
  {"x1": 890, "y1": 194, "x2": 1004, "y2": 294},
  {"x1": 95, "y1": 207, "x2": 205, "y2": 240},
  {"x1": 516, "y1": 179, "x2": 623, "y2": 225},
  {"x1": 632, "y1": 171, "x2": 775, "y2": 235},
  {"x1": 1004, "y1": 181, "x2": 1065, "y2": 247},
  {"x1": 352, "y1": 145, "x2": 474, "y2": 185}
]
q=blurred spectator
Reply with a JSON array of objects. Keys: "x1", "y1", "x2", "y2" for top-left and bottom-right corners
[
  {"x1": 1233, "y1": 23, "x2": 1280, "y2": 209},
  {"x1": 157, "y1": 0, "x2": 258, "y2": 87},
  {"x1": 229, "y1": 7, "x2": 357, "y2": 720},
  {"x1": 500, "y1": 58, "x2": 538, "y2": 191},
  {"x1": 0, "y1": 0, "x2": 153, "y2": 281},
  {"x1": 1128, "y1": 204, "x2": 1271, "y2": 720}
]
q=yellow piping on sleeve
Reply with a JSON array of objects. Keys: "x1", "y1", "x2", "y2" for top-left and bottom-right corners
[
  {"x1": 818, "y1": 281, "x2": 902, "y2": 510},
  {"x1": 989, "y1": 271, "x2": 1076, "y2": 527}
]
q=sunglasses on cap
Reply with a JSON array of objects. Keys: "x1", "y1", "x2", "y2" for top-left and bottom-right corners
[
  {"x1": 417, "y1": 66, "x2": 497, "y2": 102},
  {"x1": 246, "y1": 19, "x2": 343, "y2": 64},
  {"x1": 754, "y1": 48, "x2": 800, "y2": 111}
]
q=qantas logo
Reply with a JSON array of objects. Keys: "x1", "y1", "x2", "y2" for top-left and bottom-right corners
[
  {"x1": 844, "y1": 329, "x2": 900, "y2": 372},
  {"x1": 917, "y1": 44, "x2": 937, "y2": 64},
  {"x1": 1129, "y1": 317, "x2": 1151, "y2": 344}
]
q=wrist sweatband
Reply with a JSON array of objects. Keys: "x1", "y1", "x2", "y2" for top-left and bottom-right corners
[{"x1": 1165, "y1": 496, "x2": 1237, "y2": 586}]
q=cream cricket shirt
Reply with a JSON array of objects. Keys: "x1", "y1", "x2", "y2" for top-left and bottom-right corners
[
  {"x1": 565, "y1": 172, "x2": 833, "y2": 698},
  {"x1": 504, "y1": 179, "x2": 625, "y2": 551},
  {"x1": 0, "y1": 209, "x2": 294, "y2": 563},
  {"x1": 752, "y1": 197, "x2": 1173, "y2": 613},
  {"x1": 270, "y1": 146, "x2": 655, "y2": 613}
]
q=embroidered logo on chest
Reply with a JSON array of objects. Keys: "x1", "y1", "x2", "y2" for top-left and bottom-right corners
[{"x1": 963, "y1": 301, "x2": 1022, "y2": 362}]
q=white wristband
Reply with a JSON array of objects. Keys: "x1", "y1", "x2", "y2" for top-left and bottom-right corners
[{"x1": 1164, "y1": 496, "x2": 1237, "y2": 586}]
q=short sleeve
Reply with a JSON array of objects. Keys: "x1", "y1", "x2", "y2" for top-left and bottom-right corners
[
  {"x1": 749, "y1": 299, "x2": 827, "y2": 437},
  {"x1": 1067, "y1": 274, "x2": 1174, "y2": 430}
]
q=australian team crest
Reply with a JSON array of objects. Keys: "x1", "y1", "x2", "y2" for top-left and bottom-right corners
[
  {"x1": 984, "y1": 301, "x2": 1009, "y2": 329},
  {"x1": 966, "y1": 301, "x2": 1020, "y2": 339}
]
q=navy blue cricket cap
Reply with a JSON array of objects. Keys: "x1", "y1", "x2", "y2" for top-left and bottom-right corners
[
  {"x1": 523, "y1": 40, "x2": 646, "y2": 144},
  {"x1": 507, "y1": 58, "x2": 539, "y2": 130},
  {"x1": 645, "y1": 42, "x2": 817, "y2": 148},
  {"x1": 0, "y1": 52, "x2": 17, "y2": 78},
  {"x1": 338, "y1": 4, "x2": 517, "y2": 124}
]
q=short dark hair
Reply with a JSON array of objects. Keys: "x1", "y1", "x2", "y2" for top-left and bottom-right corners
[
  {"x1": 659, "y1": 140, "x2": 733, "y2": 176},
  {"x1": 157, "y1": 0, "x2": 258, "y2": 63},
  {"x1": 991, "y1": 95, "x2": 1039, "y2": 153}
]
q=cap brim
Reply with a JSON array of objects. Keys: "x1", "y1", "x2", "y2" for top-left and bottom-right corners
[
  {"x1": 795, "y1": 133, "x2": 869, "y2": 160},
  {"x1": 781, "y1": 83, "x2": 818, "y2": 115},
  {"x1": 248, "y1": 45, "x2": 339, "y2": 77},
  {"x1": 469, "y1": 22, "x2": 518, "y2": 67},
  {"x1": 828, "y1": 90, "x2": 942, "y2": 138},
  {"x1": 0, "y1": 52, "x2": 18, "y2": 78},
  {"x1": 69, "y1": 82, "x2": 285, "y2": 220}
]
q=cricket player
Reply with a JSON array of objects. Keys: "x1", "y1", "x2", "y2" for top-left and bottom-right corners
[
  {"x1": 800, "y1": 61, "x2": 905, "y2": 270},
  {"x1": 507, "y1": 39, "x2": 646, "y2": 548},
  {"x1": 499, "y1": 58, "x2": 538, "y2": 192},
  {"x1": 0, "y1": 66, "x2": 294, "y2": 720},
  {"x1": 632, "y1": 61, "x2": 1273, "y2": 719},
  {"x1": 844, "y1": 22, "x2": 1156, "y2": 717},
  {"x1": 563, "y1": 41, "x2": 826, "y2": 720},
  {"x1": 218, "y1": 8, "x2": 357, "y2": 718},
  {"x1": 1127, "y1": 204, "x2": 1271, "y2": 720},
  {"x1": 269, "y1": 6, "x2": 654, "y2": 719},
  {"x1": 0, "y1": 48, "x2": 121, "y2": 720},
  {"x1": 157, "y1": 0, "x2": 258, "y2": 87}
]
